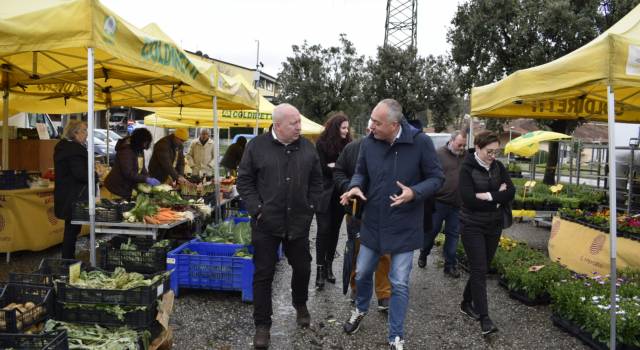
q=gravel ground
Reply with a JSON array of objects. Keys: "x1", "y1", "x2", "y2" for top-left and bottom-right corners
[{"x1": 1, "y1": 220, "x2": 588, "y2": 350}]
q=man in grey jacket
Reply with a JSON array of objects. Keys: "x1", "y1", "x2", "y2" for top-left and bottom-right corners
[{"x1": 418, "y1": 131, "x2": 467, "y2": 278}]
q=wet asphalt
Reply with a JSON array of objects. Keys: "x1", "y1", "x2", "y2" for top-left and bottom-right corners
[{"x1": 0, "y1": 220, "x2": 588, "y2": 350}]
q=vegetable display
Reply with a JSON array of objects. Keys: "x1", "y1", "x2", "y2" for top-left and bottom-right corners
[
  {"x1": 0, "y1": 302, "x2": 45, "y2": 330},
  {"x1": 200, "y1": 221, "x2": 251, "y2": 245},
  {"x1": 70, "y1": 267, "x2": 167, "y2": 290},
  {"x1": 44, "y1": 320, "x2": 150, "y2": 350}
]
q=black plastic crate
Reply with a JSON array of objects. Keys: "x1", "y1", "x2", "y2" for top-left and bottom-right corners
[
  {"x1": 99, "y1": 236, "x2": 179, "y2": 274},
  {"x1": 0, "y1": 170, "x2": 29, "y2": 190},
  {"x1": 95, "y1": 207, "x2": 120, "y2": 222},
  {"x1": 55, "y1": 301, "x2": 157, "y2": 329},
  {"x1": 71, "y1": 202, "x2": 122, "y2": 222},
  {"x1": 0, "y1": 284, "x2": 54, "y2": 333},
  {"x1": 9, "y1": 259, "x2": 83, "y2": 287},
  {"x1": 55, "y1": 269, "x2": 169, "y2": 306},
  {"x1": 0, "y1": 329, "x2": 68, "y2": 350}
]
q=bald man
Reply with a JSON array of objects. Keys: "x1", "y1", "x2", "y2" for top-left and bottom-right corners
[{"x1": 236, "y1": 103, "x2": 323, "y2": 349}]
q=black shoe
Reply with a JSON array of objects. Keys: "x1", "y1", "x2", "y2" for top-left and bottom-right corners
[
  {"x1": 444, "y1": 266, "x2": 461, "y2": 278},
  {"x1": 417, "y1": 251, "x2": 427, "y2": 268},
  {"x1": 377, "y1": 298, "x2": 389, "y2": 312},
  {"x1": 326, "y1": 261, "x2": 336, "y2": 284},
  {"x1": 294, "y1": 304, "x2": 311, "y2": 328},
  {"x1": 254, "y1": 325, "x2": 270, "y2": 349},
  {"x1": 480, "y1": 316, "x2": 498, "y2": 335},
  {"x1": 460, "y1": 301, "x2": 480, "y2": 320},
  {"x1": 315, "y1": 265, "x2": 325, "y2": 291},
  {"x1": 343, "y1": 309, "x2": 367, "y2": 334}
]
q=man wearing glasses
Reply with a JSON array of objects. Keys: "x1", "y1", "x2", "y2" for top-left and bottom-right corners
[{"x1": 418, "y1": 131, "x2": 467, "y2": 278}]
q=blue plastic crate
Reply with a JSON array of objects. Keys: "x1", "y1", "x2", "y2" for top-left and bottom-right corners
[
  {"x1": 227, "y1": 217, "x2": 283, "y2": 261},
  {"x1": 166, "y1": 241, "x2": 254, "y2": 302}
]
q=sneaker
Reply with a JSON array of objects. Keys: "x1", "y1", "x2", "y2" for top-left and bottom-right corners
[
  {"x1": 343, "y1": 309, "x2": 367, "y2": 334},
  {"x1": 460, "y1": 301, "x2": 480, "y2": 320},
  {"x1": 253, "y1": 325, "x2": 270, "y2": 349},
  {"x1": 389, "y1": 336, "x2": 404, "y2": 350},
  {"x1": 444, "y1": 266, "x2": 461, "y2": 278},
  {"x1": 294, "y1": 304, "x2": 311, "y2": 328},
  {"x1": 480, "y1": 316, "x2": 498, "y2": 335},
  {"x1": 377, "y1": 298, "x2": 390, "y2": 312},
  {"x1": 417, "y1": 251, "x2": 427, "y2": 268}
]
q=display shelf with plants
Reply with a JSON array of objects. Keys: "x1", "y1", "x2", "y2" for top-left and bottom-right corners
[{"x1": 511, "y1": 178, "x2": 605, "y2": 211}]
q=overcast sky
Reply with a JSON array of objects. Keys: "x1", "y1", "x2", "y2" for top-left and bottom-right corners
[{"x1": 102, "y1": 0, "x2": 462, "y2": 77}]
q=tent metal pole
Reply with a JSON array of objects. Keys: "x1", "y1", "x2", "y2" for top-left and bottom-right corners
[
  {"x1": 2, "y1": 68, "x2": 9, "y2": 170},
  {"x1": 628, "y1": 147, "x2": 635, "y2": 214},
  {"x1": 568, "y1": 142, "x2": 574, "y2": 185},
  {"x1": 87, "y1": 48, "x2": 97, "y2": 267},
  {"x1": 105, "y1": 106, "x2": 111, "y2": 165},
  {"x1": 607, "y1": 85, "x2": 617, "y2": 350},
  {"x1": 213, "y1": 96, "x2": 221, "y2": 223},
  {"x1": 577, "y1": 141, "x2": 582, "y2": 185}
]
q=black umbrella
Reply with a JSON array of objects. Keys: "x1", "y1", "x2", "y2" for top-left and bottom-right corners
[
  {"x1": 342, "y1": 213, "x2": 360, "y2": 295},
  {"x1": 342, "y1": 235, "x2": 356, "y2": 295}
]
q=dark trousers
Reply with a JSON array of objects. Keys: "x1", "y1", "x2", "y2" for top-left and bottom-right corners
[
  {"x1": 315, "y1": 199, "x2": 344, "y2": 267},
  {"x1": 461, "y1": 226, "x2": 501, "y2": 317},
  {"x1": 62, "y1": 220, "x2": 82, "y2": 259},
  {"x1": 252, "y1": 233, "x2": 312, "y2": 326}
]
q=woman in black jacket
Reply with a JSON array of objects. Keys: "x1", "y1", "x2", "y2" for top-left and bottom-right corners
[
  {"x1": 54, "y1": 120, "x2": 90, "y2": 259},
  {"x1": 315, "y1": 112, "x2": 352, "y2": 290},
  {"x1": 458, "y1": 131, "x2": 515, "y2": 335},
  {"x1": 104, "y1": 128, "x2": 159, "y2": 199}
]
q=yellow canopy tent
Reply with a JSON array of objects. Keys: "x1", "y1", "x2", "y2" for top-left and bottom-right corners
[
  {"x1": 0, "y1": 0, "x2": 257, "y2": 265},
  {"x1": 504, "y1": 131, "x2": 572, "y2": 157},
  {"x1": 144, "y1": 94, "x2": 325, "y2": 135},
  {"x1": 470, "y1": 5, "x2": 640, "y2": 347}
]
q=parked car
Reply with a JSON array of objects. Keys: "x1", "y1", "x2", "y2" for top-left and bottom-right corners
[
  {"x1": 94, "y1": 129, "x2": 122, "y2": 145},
  {"x1": 426, "y1": 132, "x2": 452, "y2": 150}
]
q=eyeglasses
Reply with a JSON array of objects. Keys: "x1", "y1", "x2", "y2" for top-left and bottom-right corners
[{"x1": 486, "y1": 148, "x2": 500, "y2": 156}]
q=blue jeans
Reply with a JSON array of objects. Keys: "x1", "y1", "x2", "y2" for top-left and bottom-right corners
[
  {"x1": 422, "y1": 201, "x2": 460, "y2": 268},
  {"x1": 355, "y1": 244, "x2": 414, "y2": 342}
]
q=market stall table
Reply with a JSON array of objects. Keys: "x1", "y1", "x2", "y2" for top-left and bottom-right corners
[
  {"x1": 0, "y1": 186, "x2": 64, "y2": 262},
  {"x1": 70, "y1": 219, "x2": 188, "y2": 240}
]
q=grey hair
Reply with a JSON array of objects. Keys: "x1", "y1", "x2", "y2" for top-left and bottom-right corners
[
  {"x1": 272, "y1": 103, "x2": 299, "y2": 123},
  {"x1": 63, "y1": 119, "x2": 86, "y2": 140},
  {"x1": 378, "y1": 99, "x2": 403, "y2": 123},
  {"x1": 200, "y1": 129, "x2": 210, "y2": 136},
  {"x1": 450, "y1": 130, "x2": 467, "y2": 141}
]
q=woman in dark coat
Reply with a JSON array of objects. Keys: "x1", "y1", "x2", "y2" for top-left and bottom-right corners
[
  {"x1": 54, "y1": 120, "x2": 90, "y2": 259},
  {"x1": 458, "y1": 130, "x2": 515, "y2": 335},
  {"x1": 104, "y1": 128, "x2": 158, "y2": 199},
  {"x1": 314, "y1": 112, "x2": 352, "y2": 290}
]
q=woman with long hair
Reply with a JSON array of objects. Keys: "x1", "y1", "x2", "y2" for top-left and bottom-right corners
[
  {"x1": 315, "y1": 112, "x2": 352, "y2": 290},
  {"x1": 458, "y1": 130, "x2": 515, "y2": 335}
]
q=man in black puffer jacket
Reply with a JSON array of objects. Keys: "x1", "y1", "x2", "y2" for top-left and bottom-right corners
[{"x1": 237, "y1": 103, "x2": 323, "y2": 349}]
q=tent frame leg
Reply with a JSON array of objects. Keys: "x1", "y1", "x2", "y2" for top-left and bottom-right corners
[{"x1": 607, "y1": 85, "x2": 618, "y2": 350}]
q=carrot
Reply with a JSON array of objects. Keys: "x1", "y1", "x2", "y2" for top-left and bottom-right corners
[{"x1": 144, "y1": 215, "x2": 160, "y2": 225}]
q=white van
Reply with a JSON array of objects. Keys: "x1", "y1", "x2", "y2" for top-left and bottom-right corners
[{"x1": 426, "y1": 133, "x2": 451, "y2": 150}]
